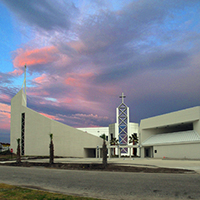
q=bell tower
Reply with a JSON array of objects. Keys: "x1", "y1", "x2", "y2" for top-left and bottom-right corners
[{"x1": 116, "y1": 92, "x2": 129, "y2": 154}]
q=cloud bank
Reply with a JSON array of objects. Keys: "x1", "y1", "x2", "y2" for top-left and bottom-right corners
[{"x1": 0, "y1": 0, "x2": 200, "y2": 142}]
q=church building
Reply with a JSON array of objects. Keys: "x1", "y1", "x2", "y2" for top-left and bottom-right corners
[
  {"x1": 10, "y1": 66, "x2": 200, "y2": 159},
  {"x1": 10, "y1": 67, "x2": 103, "y2": 157}
]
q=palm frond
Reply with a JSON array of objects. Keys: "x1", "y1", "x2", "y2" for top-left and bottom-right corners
[{"x1": 49, "y1": 133, "x2": 53, "y2": 140}]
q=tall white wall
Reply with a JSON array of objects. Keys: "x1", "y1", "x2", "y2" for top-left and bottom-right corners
[
  {"x1": 10, "y1": 89, "x2": 26, "y2": 152},
  {"x1": 77, "y1": 127, "x2": 109, "y2": 138},
  {"x1": 10, "y1": 89, "x2": 103, "y2": 157}
]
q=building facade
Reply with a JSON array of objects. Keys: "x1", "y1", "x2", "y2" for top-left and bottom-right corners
[
  {"x1": 11, "y1": 67, "x2": 200, "y2": 159},
  {"x1": 140, "y1": 106, "x2": 200, "y2": 159},
  {"x1": 10, "y1": 89, "x2": 103, "y2": 157}
]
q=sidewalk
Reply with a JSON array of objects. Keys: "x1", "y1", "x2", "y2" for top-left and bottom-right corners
[{"x1": 14, "y1": 157, "x2": 200, "y2": 173}]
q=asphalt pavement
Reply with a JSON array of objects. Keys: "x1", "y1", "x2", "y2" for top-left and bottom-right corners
[{"x1": 0, "y1": 165, "x2": 200, "y2": 200}]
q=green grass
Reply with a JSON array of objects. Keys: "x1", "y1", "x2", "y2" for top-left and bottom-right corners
[{"x1": 0, "y1": 183, "x2": 101, "y2": 200}]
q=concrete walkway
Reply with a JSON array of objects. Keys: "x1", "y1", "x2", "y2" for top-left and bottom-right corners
[{"x1": 9, "y1": 157, "x2": 200, "y2": 173}]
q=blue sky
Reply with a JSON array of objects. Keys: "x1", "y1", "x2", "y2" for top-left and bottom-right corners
[
  {"x1": 0, "y1": 2, "x2": 17, "y2": 73},
  {"x1": 0, "y1": 0, "x2": 200, "y2": 143}
]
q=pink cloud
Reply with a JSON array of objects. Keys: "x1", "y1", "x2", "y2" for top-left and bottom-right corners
[
  {"x1": 0, "y1": 94, "x2": 11, "y2": 102},
  {"x1": 33, "y1": 73, "x2": 48, "y2": 84},
  {"x1": 64, "y1": 72, "x2": 95, "y2": 87},
  {"x1": 64, "y1": 71, "x2": 116, "y2": 97},
  {"x1": 28, "y1": 74, "x2": 61, "y2": 97},
  {"x1": 9, "y1": 69, "x2": 24, "y2": 76},
  {"x1": 68, "y1": 40, "x2": 87, "y2": 53},
  {"x1": 0, "y1": 103, "x2": 11, "y2": 131},
  {"x1": 65, "y1": 77, "x2": 78, "y2": 86},
  {"x1": 13, "y1": 46, "x2": 58, "y2": 68},
  {"x1": 28, "y1": 89, "x2": 49, "y2": 97},
  {"x1": 0, "y1": 103, "x2": 10, "y2": 113},
  {"x1": 72, "y1": 113, "x2": 108, "y2": 120}
]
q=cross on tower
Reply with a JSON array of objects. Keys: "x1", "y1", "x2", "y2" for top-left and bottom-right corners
[{"x1": 119, "y1": 92, "x2": 126, "y2": 103}]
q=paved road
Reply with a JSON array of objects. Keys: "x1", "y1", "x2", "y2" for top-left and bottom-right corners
[{"x1": 0, "y1": 166, "x2": 200, "y2": 200}]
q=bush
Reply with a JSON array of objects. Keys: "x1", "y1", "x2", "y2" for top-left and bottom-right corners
[{"x1": 0, "y1": 149, "x2": 12, "y2": 155}]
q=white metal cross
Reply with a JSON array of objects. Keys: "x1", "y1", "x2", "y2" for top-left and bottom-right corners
[{"x1": 119, "y1": 92, "x2": 126, "y2": 103}]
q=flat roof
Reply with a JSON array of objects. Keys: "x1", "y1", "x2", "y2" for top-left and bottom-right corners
[{"x1": 140, "y1": 106, "x2": 200, "y2": 129}]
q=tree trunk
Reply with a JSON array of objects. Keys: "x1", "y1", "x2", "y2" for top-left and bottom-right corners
[
  {"x1": 16, "y1": 140, "x2": 21, "y2": 163},
  {"x1": 49, "y1": 140, "x2": 54, "y2": 165},
  {"x1": 102, "y1": 140, "x2": 107, "y2": 168}
]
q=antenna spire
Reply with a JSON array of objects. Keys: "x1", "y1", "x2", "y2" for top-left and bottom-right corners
[
  {"x1": 24, "y1": 65, "x2": 26, "y2": 96},
  {"x1": 21, "y1": 65, "x2": 27, "y2": 106},
  {"x1": 21, "y1": 65, "x2": 27, "y2": 96}
]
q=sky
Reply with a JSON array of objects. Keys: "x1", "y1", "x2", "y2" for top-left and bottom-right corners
[{"x1": 0, "y1": 0, "x2": 200, "y2": 143}]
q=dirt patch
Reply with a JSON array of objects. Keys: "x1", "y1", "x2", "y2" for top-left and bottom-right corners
[{"x1": 0, "y1": 162, "x2": 195, "y2": 174}]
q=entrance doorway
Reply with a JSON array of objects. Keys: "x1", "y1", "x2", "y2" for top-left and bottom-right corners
[
  {"x1": 84, "y1": 148, "x2": 96, "y2": 158},
  {"x1": 145, "y1": 147, "x2": 153, "y2": 158}
]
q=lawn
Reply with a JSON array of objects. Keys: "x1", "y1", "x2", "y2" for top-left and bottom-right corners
[{"x1": 0, "y1": 183, "x2": 101, "y2": 200}]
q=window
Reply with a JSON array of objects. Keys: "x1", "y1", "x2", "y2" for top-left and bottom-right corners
[{"x1": 21, "y1": 113, "x2": 25, "y2": 155}]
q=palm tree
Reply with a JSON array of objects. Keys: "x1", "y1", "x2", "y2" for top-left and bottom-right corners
[
  {"x1": 16, "y1": 138, "x2": 21, "y2": 163},
  {"x1": 100, "y1": 134, "x2": 107, "y2": 141},
  {"x1": 129, "y1": 133, "x2": 138, "y2": 156},
  {"x1": 49, "y1": 133, "x2": 54, "y2": 164},
  {"x1": 110, "y1": 137, "x2": 118, "y2": 156}
]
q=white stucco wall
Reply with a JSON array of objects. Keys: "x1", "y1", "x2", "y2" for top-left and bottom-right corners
[
  {"x1": 140, "y1": 107, "x2": 200, "y2": 130},
  {"x1": 10, "y1": 89, "x2": 104, "y2": 157},
  {"x1": 77, "y1": 127, "x2": 109, "y2": 138},
  {"x1": 140, "y1": 106, "x2": 200, "y2": 159},
  {"x1": 10, "y1": 89, "x2": 26, "y2": 153},
  {"x1": 153, "y1": 143, "x2": 200, "y2": 159},
  {"x1": 140, "y1": 107, "x2": 200, "y2": 143}
]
